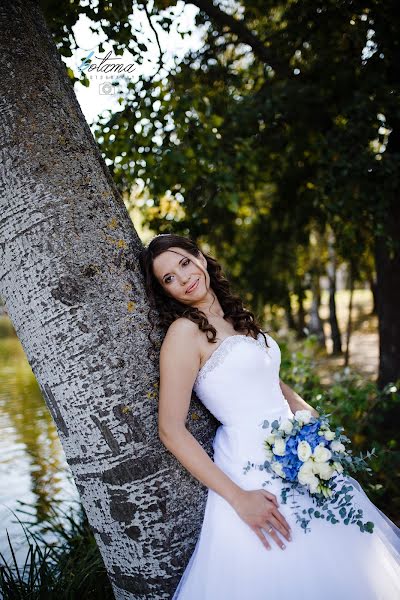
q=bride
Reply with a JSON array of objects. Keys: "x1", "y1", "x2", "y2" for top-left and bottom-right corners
[{"x1": 139, "y1": 233, "x2": 400, "y2": 599}]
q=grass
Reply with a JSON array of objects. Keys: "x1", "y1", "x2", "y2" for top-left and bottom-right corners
[{"x1": 0, "y1": 502, "x2": 114, "y2": 599}]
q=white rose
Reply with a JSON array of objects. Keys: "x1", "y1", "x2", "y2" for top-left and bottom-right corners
[
  {"x1": 271, "y1": 462, "x2": 285, "y2": 478},
  {"x1": 298, "y1": 468, "x2": 319, "y2": 492},
  {"x1": 323, "y1": 430, "x2": 336, "y2": 441},
  {"x1": 297, "y1": 440, "x2": 312, "y2": 462},
  {"x1": 330, "y1": 440, "x2": 346, "y2": 453},
  {"x1": 279, "y1": 419, "x2": 294, "y2": 435},
  {"x1": 333, "y1": 461, "x2": 344, "y2": 474},
  {"x1": 313, "y1": 462, "x2": 334, "y2": 480},
  {"x1": 295, "y1": 410, "x2": 312, "y2": 424},
  {"x1": 272, "y1": 438, "x2": 286, "y2": 456},
  {"x1": 266, "y1": 434, "x2": 276, "y2": 445},
  {"x1": 308, "y1": 478, "x2": 320, "y2": 494},
  {"x1": 264, "y1": 448, "x2": 274, "y2": 461},
  {"x1": 298, "y1": 461, "x2": 313, "y2": 479},
  {"x1": 303, "y1": 458, "x2": 316, "y2": 473},
  {"x1": 298, "y1": 466, "x2": 313, "y2": 486},
  {"x1": 313, "y1": 444, "x2": 332, "y2": 463}
]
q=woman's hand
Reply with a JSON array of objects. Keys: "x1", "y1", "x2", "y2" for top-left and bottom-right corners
[{"x1": 231, "y1": 489, "x2": 292, "y2": 551}]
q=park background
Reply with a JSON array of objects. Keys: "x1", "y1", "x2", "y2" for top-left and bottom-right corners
[{"x1": 0, "y1": 0, "x2": 399, "y2": 598}]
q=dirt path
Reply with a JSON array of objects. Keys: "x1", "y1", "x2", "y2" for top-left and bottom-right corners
[{"x1": 313, "y1": 289, "x2": 378, "y2": 385}]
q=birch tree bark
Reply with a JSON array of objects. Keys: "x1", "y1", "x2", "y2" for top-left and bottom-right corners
[{"x1": 0, "y1": 1, "x2": 217, "y2": 597}]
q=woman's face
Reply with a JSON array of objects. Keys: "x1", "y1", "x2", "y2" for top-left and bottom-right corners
[{"x1": 152, "y1": 246, "x2": 209, "y2": 306}]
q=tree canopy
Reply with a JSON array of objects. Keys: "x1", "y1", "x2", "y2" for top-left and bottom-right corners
[{"x1": 41, "y1": 0, "x2": 400, "y2": 384}]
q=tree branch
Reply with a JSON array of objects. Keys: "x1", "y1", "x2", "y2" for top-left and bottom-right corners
[{"x1": 187, "y1": 0, "x2": 285, "y2": 72}]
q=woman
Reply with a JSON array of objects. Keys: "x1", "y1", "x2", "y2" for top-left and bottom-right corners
[{"x1": 139, "y1": 233, "x2": 400, "y2": 599}]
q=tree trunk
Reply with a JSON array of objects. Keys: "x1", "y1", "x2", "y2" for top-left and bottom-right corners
[
  {"x1": 373, "y1": 108, "x2": 400, "y2": 389},
  {"x1": 374, "y1": 206, "x2": 400, "y2": 389},
  {"x1": 369, "y1": 276, "x2": 378, "y2": 316},
  {"x1": 284, "y1": 289, "x2": 296, "y2": 331},
  {"x1": 309, "y1": 274, "x2": 326, "y2": 349},
  {"x1": 0, "y1": 2, "x2": 217, "y2": 598},
  {"x1": 344, "y1": 262, "x2": 354, "y2": 368},
  {"x1": 326, "y1": 230, "x2": 342, "y2": 355},
  {"x1": 294, "y1": 282, "x2": 306, "y2": 339}
]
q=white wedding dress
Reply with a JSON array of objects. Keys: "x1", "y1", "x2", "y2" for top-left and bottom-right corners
[{"x1": 172, "y1": 331, "x2": 400, "y2": 599}]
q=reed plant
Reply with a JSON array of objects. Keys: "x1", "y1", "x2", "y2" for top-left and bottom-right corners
[{"x1": 0, "y1": 501, "x2": 114, "y2": 599}]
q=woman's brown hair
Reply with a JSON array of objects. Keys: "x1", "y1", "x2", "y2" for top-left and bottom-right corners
[{"x1": 139, "y1": 233, "x2": 269, "y2": 351}]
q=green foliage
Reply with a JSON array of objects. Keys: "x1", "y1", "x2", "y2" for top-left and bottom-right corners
[
  {"x1": 280, "y1": 337, "x2": 400, "y2": 523},
  {"x1": 280, "y1": 334, "x2": 324, "y2": 398},
  {"x1": 65, "y1": 0, "x2": 396, "y2": 315},
  {"x1": 86, "y1": 1, "x2": 400, "y2": 241},
  {"x1": 41, "y1": 0, "x2": 400, "y2": 358},
  {"x1": 0, "y1": 502, "x2": 113, "y2": 600}
]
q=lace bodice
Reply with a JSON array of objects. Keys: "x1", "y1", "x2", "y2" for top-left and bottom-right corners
[
  {"x1": 193, "y1": 331, "x2": 292, "y2": 430},
  {"x1": 194, "y1": 333, "x2": 269, "y2": 388},
  {"x1": 192, "y1": 329, "x2": 293, "y2": 467}
]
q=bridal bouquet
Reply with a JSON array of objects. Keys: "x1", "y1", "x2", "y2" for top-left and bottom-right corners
[{"x1": 244, "y1": 408, "x2": 376, "y2": 534}]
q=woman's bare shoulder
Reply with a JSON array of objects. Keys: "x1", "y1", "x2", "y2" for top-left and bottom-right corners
[
  {"x1": 167, "y1": 317, "x2": 199, "y2": 335},
  {"x1": 160, "y1": 318, "x2": 201, "y2": 375},
  {"x1": 162, "y1": 317, "x2": 200, "y2": 349}
]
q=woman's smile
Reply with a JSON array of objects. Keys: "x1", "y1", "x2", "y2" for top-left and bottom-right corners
[{"x1": 186, "y1": 278, "x2": 199, "y2": 294}]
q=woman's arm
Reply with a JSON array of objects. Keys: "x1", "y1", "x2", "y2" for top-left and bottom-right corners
[
  {"x1": 279, "y1": 379, "x2": 319, "y2": 418},
  {"x1": 158, "y1": 318, "x2": 244, "y2": 505},
  {"x1": 158, "y1": 318, "x2": 292, "y2": 550}
]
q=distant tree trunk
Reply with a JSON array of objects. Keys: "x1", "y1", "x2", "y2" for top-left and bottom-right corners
[
  {"x1": 369, "y1": 276, "x2": 378, "y2": 316},
  {"x1": 0, "y1": 3, "x2": 216, "y2": 598},
  {"x1": 255, "y1": 292, "x2": 265, "y2": 326},
  {"x1": 326, "y1": 231, "x2": 342, "y2": 355},
  {"x1": 344, "y1": 263, "x2": 355, "y2": 367},
  {"x1": 294, "y1": 282, "x2": 306, "y2": 338},
  {"x1": 374, "y1": 116, "x2": 400, "y2": 389},
  {"x1": 374, "y1": 210, "x2": 400, "y2": 389},
  {"x1": 284, "y1": 289, "x2": 296, "y2": 331},
  {"x1": 309, "y1": 274, "x2": 326, "y2": 349}
]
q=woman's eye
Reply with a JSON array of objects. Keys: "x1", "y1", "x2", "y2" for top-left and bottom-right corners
[{"x1": 164, "y1": 258, "x2": 190, "y2": 284}]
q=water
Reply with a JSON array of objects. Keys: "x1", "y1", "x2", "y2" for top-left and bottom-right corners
[{"x1": 0, "y1": 319, "x2": 79, "y2": 563}]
